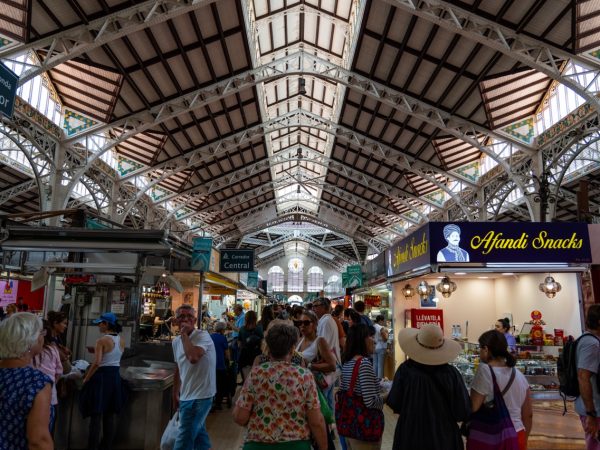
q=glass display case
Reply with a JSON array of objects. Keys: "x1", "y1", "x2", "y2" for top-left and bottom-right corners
[{"x1": 452, "y1": 341, "x2": 560, "y2": 400}]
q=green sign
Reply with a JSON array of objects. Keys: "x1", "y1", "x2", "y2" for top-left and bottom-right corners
[
  {"x1": 346, "y1": 265, "x2": 363, "y2": 288},
  {"x1": 0, "y1": 63, "x2": 18, "y2": 118},
  {"x1": 247, "y1": 271, "x2": 258, "y2": 288},
  {"x1": 192, "y1": 237, "x2": 213, "y2": 271},
  {"x1": 342, "y1": 272, "x2": 350, "y2": 288}
]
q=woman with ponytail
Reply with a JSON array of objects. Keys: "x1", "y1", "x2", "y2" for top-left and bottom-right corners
[{"x1": 470, "y1": 330, "x2": 532, "y2": 450}]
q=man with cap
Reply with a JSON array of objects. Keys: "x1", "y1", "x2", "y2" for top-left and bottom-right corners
[
  {"x1": 210, "y1": 321, "x2": 231, "y2": 409},
  {"x1": 436, "y1": 223, "x2": 470, "y2": 262},
  {"x1": 387, "y1": 324, "x2": 470, "y2": 450},
  {"x1": 172, "y1": 304, "x2": 216, "y2": 450}
]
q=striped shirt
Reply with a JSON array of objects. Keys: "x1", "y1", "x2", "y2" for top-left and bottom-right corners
[{"x1": 339, "y1": 357, "x2": 383, "y2": 409}]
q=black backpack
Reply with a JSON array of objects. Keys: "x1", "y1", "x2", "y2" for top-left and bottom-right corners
[{"x1": 557, "y1": 333, "x2": 600, "y2": 414}]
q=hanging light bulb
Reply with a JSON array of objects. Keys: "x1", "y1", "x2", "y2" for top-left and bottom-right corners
[
  {"x1": 402, "y1": 284, "x2": 415, "y2": 299},
  {"x1": 436, "y1": 276, "x2": 457, "y2": 298},
  {"x1": 539, "y1": 275, "x2": 561, "y2": 298},
  {"x1": 417, "y1": 281, "x2": 431, "y2": 298}
]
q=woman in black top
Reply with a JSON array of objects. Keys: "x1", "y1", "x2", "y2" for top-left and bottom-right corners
[{"x1": 386, "y1": 324, "x2": 470, "y2": 450}]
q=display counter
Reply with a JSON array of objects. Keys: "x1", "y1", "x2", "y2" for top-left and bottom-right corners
[
  {"x1": 55, "y1": 362, "x2": 175, "y2": 450},
  {"x1": 452, "y1": 342, "x2": 560, "y2": 401}
]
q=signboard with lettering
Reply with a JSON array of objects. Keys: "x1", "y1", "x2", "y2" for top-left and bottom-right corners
[
  {"x1": 219, "y1": 249, "x2": 254, "y2": 272},
  {"x1": 429, "y1": 222, "x2": 591, "y2": 264},
  {"x1": 0, "y1": 279, "x2": 18, "y2": 307},
  {"x1": 0, "y1": 63, "x2": 18, "y2": 118},
  {"x1": 364, "y1": 295, "x2": 381, "y2": 306},
  {"x1": 386, "y1": 225, "x2": 430, "y2": 277},
  {"x1": 192, "y1": 237, "x2": 213, "y2": 271},
  {"x1": 411, "y1": 308, "x2": 444, "y2": 331},
  {"x1": 346, "y1": 265, "x2": 363, "y2": 288}
]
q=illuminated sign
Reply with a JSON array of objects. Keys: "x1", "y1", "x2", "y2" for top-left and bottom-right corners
[
  {"x1": 386, "y1": 225, "x2": 430, "y2": 277},
  {"x1": 429, "y1": 222, "x2": 591, "y2": 263}
]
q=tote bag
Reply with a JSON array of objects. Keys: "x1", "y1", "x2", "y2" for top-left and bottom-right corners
[
  {"x1": 466, "y1": 366, "x2": 519, "y2": 450},
  {"x1": 335, "y1": 357, "x2": 384, "y2": 442}
]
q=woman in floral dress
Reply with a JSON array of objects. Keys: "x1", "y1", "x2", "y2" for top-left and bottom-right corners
[{"x1": 233, "y1": 322, "x2": 327, "y2": 450}]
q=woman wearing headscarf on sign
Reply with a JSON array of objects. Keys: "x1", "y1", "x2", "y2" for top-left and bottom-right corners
[
  {"x1": 437, "y1": 224, "x2": 470, "y2": 263},
  {"x1": 386, "y1": 324, "x2": 470, "y2": 450}
]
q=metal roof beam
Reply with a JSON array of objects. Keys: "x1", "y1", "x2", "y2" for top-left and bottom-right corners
[
  {"x1": 117, "y1": 112, "x2": 467, "y2": 214},
  {"x1": 260, "y1": 234, "x2": 356, "y2": 264},
  {"x1": 1, "y1": 0, "x2": 219, "y2": 85},
  {"x1": 217, "y1": 211, "x2": 386, "y2": 253},
  {"x1": 388, "y1": 0, "x2": 600, "y2": 111},
  {"x1": 159, "y1": 150, "x2": 430, "y2": 224},
  {"x1": 63, "y1": 51, "x2": 524, "y2": 198},
  {"x1": 0, "y1": 179, "x2": 37, "y2": 205}
]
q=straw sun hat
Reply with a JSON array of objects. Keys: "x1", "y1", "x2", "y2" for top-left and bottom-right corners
[{"x1": 398, "y1": 323, "x2": 461, "y2": 365}]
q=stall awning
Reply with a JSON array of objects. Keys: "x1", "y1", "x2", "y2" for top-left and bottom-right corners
[{"x1": 204, "y1": 272, "x2": 241, "y2": 295}]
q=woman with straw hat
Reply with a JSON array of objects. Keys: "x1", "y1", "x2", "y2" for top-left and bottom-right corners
[{"x1": 386, "y1": 324, "x2": 470, "y2": 450}]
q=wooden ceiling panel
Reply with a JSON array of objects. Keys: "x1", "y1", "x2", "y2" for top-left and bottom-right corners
[{"x1": 577, "y1": 0, "x2": 600, "y2": 52}]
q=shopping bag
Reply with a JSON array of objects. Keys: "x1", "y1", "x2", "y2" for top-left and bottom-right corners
[
  {"x1": 160, "y1": 411, "x2": 179, "y2": 450},
  {"x1": 466, "y1": 367, "x2": 519, "y2": 450},
  {"x1": 335, "y1": 357, "x2": 384, "y2": 442},
  {"x1": 317, "y1": 388, "x2": 334, "y2": 424}
]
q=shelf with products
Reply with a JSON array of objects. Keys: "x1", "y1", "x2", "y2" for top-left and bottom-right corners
[
  {"x1": 141, "y1": 281, "x2": 172, "y2": 317},
  {"x1": 452, "y1": 345, "x2": 560, "y2": 400}
]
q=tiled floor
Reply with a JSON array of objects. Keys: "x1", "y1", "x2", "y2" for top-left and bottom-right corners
[{"x1": 206, "y1": 400, "x2": 586, "y2": 450}]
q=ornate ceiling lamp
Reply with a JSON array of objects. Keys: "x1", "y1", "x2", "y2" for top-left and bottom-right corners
[
  {"x1": 436, "y1": 276, "x2": 457, "y2": 298},
  {"x1": 417, "y1": 281, "x2": 432, "y2": 298},
  {"x1": 539, "y1": 276, "x2": 561, "y2": 298},
  {"x1": 402, "y1": 284, "x2": 415, "y2": 299}
]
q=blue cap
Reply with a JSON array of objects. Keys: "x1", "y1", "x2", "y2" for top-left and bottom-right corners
[{"x1": 93, "y1": 312, "x2": 117, "y2": 325}]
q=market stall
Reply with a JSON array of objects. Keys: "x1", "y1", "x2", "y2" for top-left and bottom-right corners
[
  {"x1": 353, "y1": 251, "x2": 395, "y2": 379},
  {"x1": 386, "y1": 221, "x2": 592, "y2": 401}
]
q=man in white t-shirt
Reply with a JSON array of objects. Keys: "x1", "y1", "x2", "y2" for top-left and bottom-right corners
[
  {"x1": 172, "y1": 304, "x2": 216, "y2": 450},
  {"x1": 314, "y1": 297, "x2": 340, "y2": 363},
  {"x1": 313, "y1": 297, "x2": 340, "y2": 410},
  {"x1": 576, "y1": 304, "x2": 600, "y2": 450}
]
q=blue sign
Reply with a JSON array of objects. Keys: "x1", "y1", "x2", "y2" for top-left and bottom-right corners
[
  {"x1": 219, "y1": 249, "x2": 254, "y2": 272},
  {"x1": 429, "y1": 222, "x2": 591, "y2": 264},
  {"x1": 191, "y1": 237, "x2": 213, "y2": 271},
  {"x1": 386, "y1": 225, "x2": 430, "y2": 277},
  {"x1": 0, "y1": 63, "x2": 18, "y2": 118},
  {"x1": 247, "y1": 271, "x2": 258, "y2": 288}
]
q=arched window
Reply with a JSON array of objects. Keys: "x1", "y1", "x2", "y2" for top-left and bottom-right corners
[
  {"x1": 288, "y1": 295, "x2": 303, "y2": 305},
  {"x1": 268, "y1": 266, "x2": 284, "y2": 292},
  {"x1": 324, "y1": 275, "x2": 342, "y2": 297},
  {"x1": 307, "y1": 266, "x2": 324, "y2": 292},
  {"x1": 287, "y1": 258, "x2": 304, "y2": 292}
]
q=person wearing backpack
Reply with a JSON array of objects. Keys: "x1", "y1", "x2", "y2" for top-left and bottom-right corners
[
  {"x1": 469, "y1": 330, "x2": 532, "y2": 450},
  {"x1": 237, "y1": 311, "x2": 263, "y2": 382},
  {"x1": 372, "y1": 315, "x2": 389, "y2": 380},
  {"x1": 575, "y1": 304, "x2": 600, "y2": 449}
]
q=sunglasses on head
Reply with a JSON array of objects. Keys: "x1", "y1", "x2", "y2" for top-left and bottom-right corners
[{"x1": 294, "y1": 320, "x2": 312, "y2": 327}]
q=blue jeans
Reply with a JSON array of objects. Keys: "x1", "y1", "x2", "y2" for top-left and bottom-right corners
[
  {"x1": 174, "y1": 397, "x2": 213, "y2": 450},
  {"x1": 373, "y1": 348, "x2": 386, "y2": 379}
]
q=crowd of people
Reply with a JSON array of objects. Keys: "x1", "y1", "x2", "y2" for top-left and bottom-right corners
[
  {"x1": 179, "y1": 299, "x2": 537, "y2": 450},
  {"x1": 5, "y1": 300, "x2": 600, "y2": 450}
]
